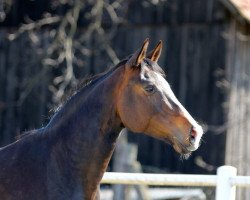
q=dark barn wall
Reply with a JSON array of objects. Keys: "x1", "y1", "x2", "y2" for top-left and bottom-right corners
[
  {"x1": 0, "y1": 0, "x2": 229, "y2": 174},
  {"x1": 0, "y1": 32, "x2": 52, "y2": 144}
]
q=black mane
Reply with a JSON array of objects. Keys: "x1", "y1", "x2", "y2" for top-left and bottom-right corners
[{"x1": 75, "y1": 58, "x2": 128, "y2": 92}]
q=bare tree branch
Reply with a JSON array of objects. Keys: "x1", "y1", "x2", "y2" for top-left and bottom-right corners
[
  {"x1": 8, "y1": 16, "x2": 61, "y2": 40},
  {"x1": 9, "y1": 0, "x2": 126, "y2": 105}
]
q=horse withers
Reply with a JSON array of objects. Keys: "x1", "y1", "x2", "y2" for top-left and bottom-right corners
[{"x1": 0, "y1": 39, "x2": 203, "y2": 200}]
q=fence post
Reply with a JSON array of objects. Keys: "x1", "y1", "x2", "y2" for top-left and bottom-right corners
[{"x1": 216, "y1": 166, "x2": 237, "y2": 200}]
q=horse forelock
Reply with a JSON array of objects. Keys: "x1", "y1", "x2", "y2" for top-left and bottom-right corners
[{"x1": 142, "y1": 58, "x2": 166, "y2": 77}]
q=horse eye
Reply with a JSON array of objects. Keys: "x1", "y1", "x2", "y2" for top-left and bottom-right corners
[{"x1": 144, "y1": 85, "x2": 156, "y2": 94}]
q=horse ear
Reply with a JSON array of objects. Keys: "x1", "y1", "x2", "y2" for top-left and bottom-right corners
[
  {"x1": 147, "y1": 40, "x2": 162, "y2": 62},
  {"x1": 127, "y1": 38, "x2": 149, "y2": 67}
]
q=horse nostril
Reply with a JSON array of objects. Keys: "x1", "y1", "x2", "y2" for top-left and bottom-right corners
[{"x1": 189, "y1": 127, "x2": 197, "y2": 142}]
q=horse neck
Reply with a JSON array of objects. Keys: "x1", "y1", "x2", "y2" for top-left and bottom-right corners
[{"x1": 46, "y1": 66, "x2": 125, "y2": 195}]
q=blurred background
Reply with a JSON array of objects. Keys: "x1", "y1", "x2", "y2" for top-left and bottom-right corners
[{"x1": 0, "y1": 0, "x2": 249, "y2": 199}]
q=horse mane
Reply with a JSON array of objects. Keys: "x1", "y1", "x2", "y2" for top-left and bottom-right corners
[
  {"x1": 43, "y1": 58, "x2": 128, "y2": 122},
  {"x1": 76, "y1": 58, "x2": 128, "y2": 92},
  {"x1": 16, "y1": 129, "x2": 43, "y2": 140},
  {"x1": 16, "y1": 60, "x2": 129, "y2": 141}
]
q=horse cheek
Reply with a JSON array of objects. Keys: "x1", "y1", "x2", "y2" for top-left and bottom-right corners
[{"x1": 117, "y1": 90, "x2": 147, "y2": 132}]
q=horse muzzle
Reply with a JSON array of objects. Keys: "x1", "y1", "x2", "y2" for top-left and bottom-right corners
[
  {"x1": 172, "y1": 125, "x2": 203, "y2": 155},
  {"x1": 186, "y1": 125, "x2": 203, "y2": 151}
]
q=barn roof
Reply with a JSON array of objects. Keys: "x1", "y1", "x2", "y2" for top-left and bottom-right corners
[{"x1": 221, "y1": 0, "x2": 250, "y2": 23}]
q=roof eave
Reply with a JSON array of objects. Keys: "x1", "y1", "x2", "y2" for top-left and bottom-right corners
[{"x1": 220, "y1": 0, "x2": 250, "y2": 24}]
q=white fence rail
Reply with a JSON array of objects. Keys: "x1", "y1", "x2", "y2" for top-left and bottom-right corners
[{"x1": 101, "y1": 165, "x2": 250, "y2": 200}]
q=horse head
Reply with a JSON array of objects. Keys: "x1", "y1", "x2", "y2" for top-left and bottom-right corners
[{"x1": 117, "y1": 39, "x2": 203, "y2": 157}]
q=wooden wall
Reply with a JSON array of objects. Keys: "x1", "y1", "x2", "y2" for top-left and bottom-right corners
[
  {"x1": 0, "y1": 32, "x2": 52, "y2": 144},
  {"x1": 0, "y1": 0, "x2": 230, "y2": 175},
  {"x1": 225, "y1": 19, "x2": 250, "y2": 200}
]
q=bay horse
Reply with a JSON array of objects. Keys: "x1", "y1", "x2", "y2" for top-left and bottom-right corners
[{"x1": 0, "y1": 39, "x2": 203, "y2": 200}]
